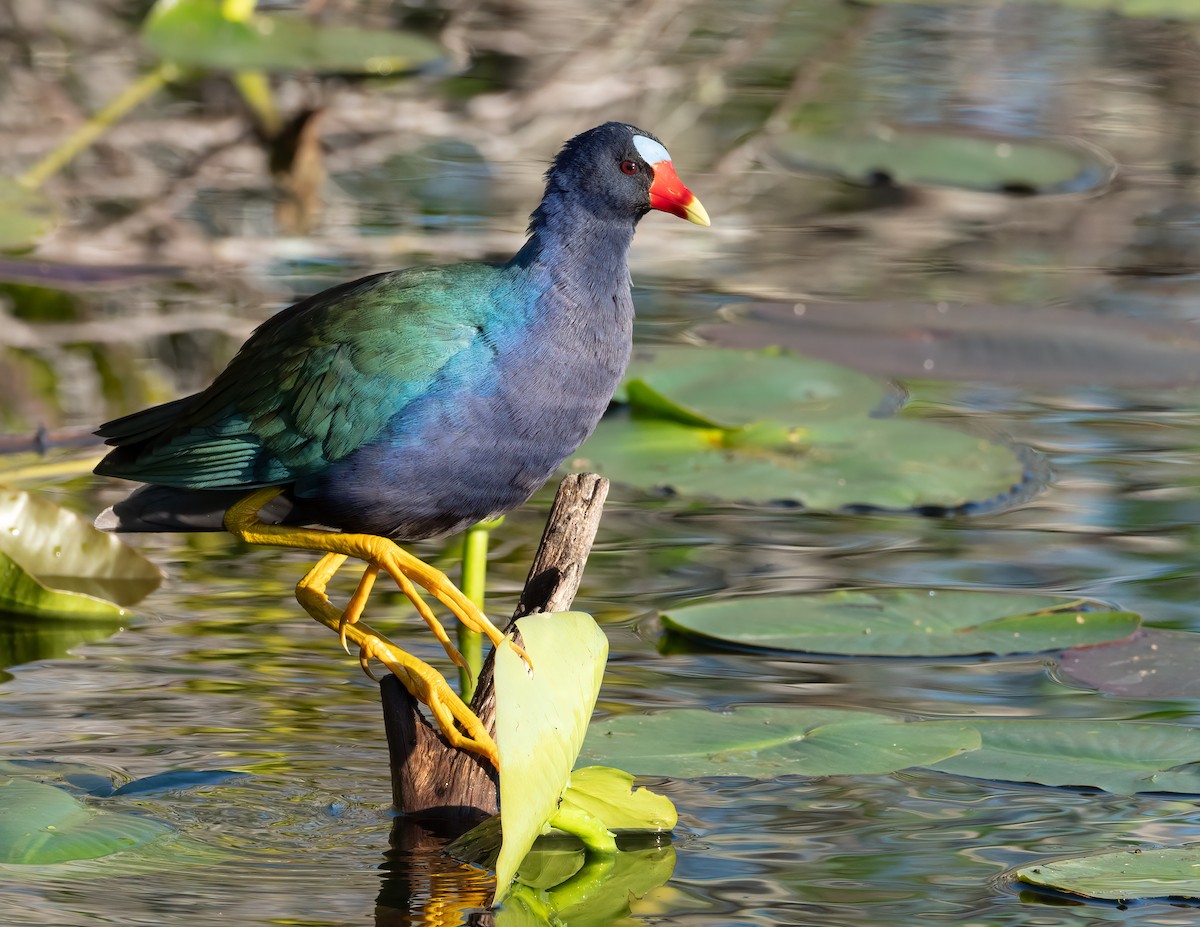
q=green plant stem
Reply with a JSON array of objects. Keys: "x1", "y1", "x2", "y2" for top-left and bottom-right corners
[
  {"x1": 458, "y1": 521, "x2": 491, "y2": 699},
  {"x1": 18, "y1": 64, "x2": 177, "y2": 191},
  {"x1": 232, "y1": 71, "x2": 281, "y2": 138}
]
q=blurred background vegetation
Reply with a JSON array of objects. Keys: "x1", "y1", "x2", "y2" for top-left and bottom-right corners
[{"x1": 7, "y1": 0, "x2": 1200, "y2": 439}]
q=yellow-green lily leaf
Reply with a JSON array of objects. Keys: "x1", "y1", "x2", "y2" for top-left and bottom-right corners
[
  {"x1": 494, "y1": 612, "x2": 608, "y2": 904},
  {"x1": 1017, "y1": 847, "x2": 1200, "y2": 902},
  {"x1": 0, "y1": 490, "x2": 162, "y2": 619},
  {"x1": 0, "y1": 180, "x2": 57, "y2": 252},
  {"x1": 447, "y1": 769, "x2": 674, "y2": 876},
  {"x1": 142, "y1": 0, "x2": 445, "y2": 75},
  {"x1": 558, "y1": 767, "x2": 675, "y2": 833}
]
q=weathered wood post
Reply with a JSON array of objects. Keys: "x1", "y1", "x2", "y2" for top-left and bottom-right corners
[{"x1": 380, "y1": 472, "x2": 609, "y2": 820}]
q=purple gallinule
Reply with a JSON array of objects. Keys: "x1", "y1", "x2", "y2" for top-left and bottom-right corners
[{"x1": 94, "y1": 122, "x2": 709, "y2": 767}]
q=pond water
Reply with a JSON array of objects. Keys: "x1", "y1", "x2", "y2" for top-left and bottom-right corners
[{"x1": 5, "y1": 1, "x2": 1200, "y2": 924}]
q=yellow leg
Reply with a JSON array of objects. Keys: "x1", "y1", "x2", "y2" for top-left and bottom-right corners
[
  {"x1": 227, "y1": 487, "x2": 507, "y2": 767},
  {"x1": 294, "y1": 552, "x2": 498, "y2": 766},
  {"x1": 225, "y1": 488, "x2": 516, "y2": 653}
]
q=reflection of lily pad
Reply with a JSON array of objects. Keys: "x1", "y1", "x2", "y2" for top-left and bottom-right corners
[
  {"x1": 0, "y1": 490, "x2": 162, "y2": 618},
  {"x1": 143, "y1": 0, "x2": 445, "y2": 74},
  {"x1": 771, "y1": 128, "x2": 1115, "y2": 194},
  {"x1": 1017, "y1": 847, "x2": 1200, "y2": 902},
  {"x1": 0, "y1": 180, "x2": 57, "y2": 251},
  {"x1": 499, "y1": 844, "x2": 676, "y2": 927},
  {"x1": 571, "y1": 347, "x2": 1027, "y2": 513},
  {"x1": 927, "y1": 719, "x2": 1200, "y2": 794},
  {"x1": 663, "y1": 590, "x2": 1139, "y2": 657},
  {"x1": 579, "y1": 707, "x2": 980, "y2": 779},
  {"x1": 0, "y1": 613, "x2": 121, "y2": 680}
]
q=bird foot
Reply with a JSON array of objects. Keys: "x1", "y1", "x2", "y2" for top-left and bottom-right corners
[
  {"x1": 360, "y1": 635, "x2": 499, "y2": 767},
  {"x1": 291, "y1": 552, "x2": 498, "y2": 767}
]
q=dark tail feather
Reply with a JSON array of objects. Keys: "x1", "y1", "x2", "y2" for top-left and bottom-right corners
[
  {"x1": 96, "y1": 396, "x2": 198, "y2": 445},
  {"x1": 96, "y1": 484, "x2": 299, "y2": 532}
]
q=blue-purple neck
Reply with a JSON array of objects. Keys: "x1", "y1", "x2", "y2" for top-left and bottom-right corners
[{"x1": 510, "y1": 187, "x2": 640, "y2": 292}]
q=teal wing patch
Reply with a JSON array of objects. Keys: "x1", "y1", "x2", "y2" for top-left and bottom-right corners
[{"x1": 97, "y1": 265, "x2": 498, "y2": 489}]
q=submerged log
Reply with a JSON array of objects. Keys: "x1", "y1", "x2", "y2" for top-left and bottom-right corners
[{"x1": 380, "y1": 472, "x2": 609, "y2": 820}]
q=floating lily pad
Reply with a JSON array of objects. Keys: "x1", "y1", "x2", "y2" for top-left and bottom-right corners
[
  {"x1": 572, "y1": 347, "x2": 1027, "y2": 513},
  {"x1": 698, "y1": 301, "x2": 1200, "y2": 389},
  {"x1": 494, "y1": 612, "x2": 609, "y2": 904},
  {"x1": 771, "y1": 127, "x2": 1115, "y2": 194},
  {"x1": 1017, "y1": 847, "x2": 1200, "y2": 902},
  {"x1": 579, "y1": 706, "x2": 980, "y2": 780},
  {"x1": 662, "y1": 590, "x2": 1139, "y2": 658},
  {"x1": 0, "y1": 778, "x2": 172, "y2": 864},
  {"x1": 0, "y1": 490, "x2": 162, "y2": 618},
  {"x1": 1059, "y1": 629, "x2": 1200, "y2": 698},
  {"x1": 616, "y1": 346, "x2": 889, "y2": 426},
  {"x1": 0, "y1": 180, "x2": 57, "y2": 252},
  {"x1": 927, "y1": 719, "x2": 1200, "y2": 794},
  {"x1": 860, "y1": 0, "x2": 1200, "y2": 20},
  {"x1": 142, "y1": 0, "x2": 445, "y2": 75}
]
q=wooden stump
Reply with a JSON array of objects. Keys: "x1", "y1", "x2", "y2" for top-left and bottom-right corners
[{"x1": 380, "y1": 472, "x2": 609, "y2": 821}]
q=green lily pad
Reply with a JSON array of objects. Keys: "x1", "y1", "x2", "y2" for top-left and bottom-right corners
[
  {"x1": 494, "y1": 612, "x2": 609, "y2": 904},
  {"x1": 572, "y1": 347, "x2": 1026, "y2": 512},
  {"x1": 0, "y1": 490, "x2": 162, "y2": 618},
  {"x1": 142, "y1": 0, "x2": 445, "y2": 75},
  {"x1": 616, "y1": 346, "x2": 888, "y2": 426},
  {"x1": 1017, "y1": 847, "x2": 1200, "y2": 902},
  {"x1": 927, "y1": 719, "x2": 1200, "y2": 794},
  {"x1": 771, "y1": 127, "x2": 1115, "y2": 194},
  {"x1": 0, "y1": 778, "x2": 172, "y2": 864},
  {"x1": 0, "y1": 180, "x2": 57, "y2": 251},
  {"x1": 578, "y1": 706, "x2": 981, "y2": 780},
  {"x1": 662, "y1": 590, "x2": 1140, "y2": 657}
]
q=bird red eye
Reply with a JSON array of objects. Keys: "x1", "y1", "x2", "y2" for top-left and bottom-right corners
[{"x1": 620, "y1": 160, "x2": 639, "y2": 174}]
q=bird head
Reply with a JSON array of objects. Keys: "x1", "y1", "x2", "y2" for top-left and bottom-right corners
[{"x1": 543, "y1": 122, "x2": 710, "y2": 228}]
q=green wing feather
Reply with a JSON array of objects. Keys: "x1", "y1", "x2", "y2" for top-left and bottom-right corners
[{"x1": 97, "y1": 264, "x2": 502, "y2": 489}]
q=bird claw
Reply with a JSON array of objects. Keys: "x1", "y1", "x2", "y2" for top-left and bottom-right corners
[
  {"x1": 506, "y1": 637, "x2": 533, "y2": 671},
  {"x1": 358, "y1": 645, "x2": 380, "y2": 681}
]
